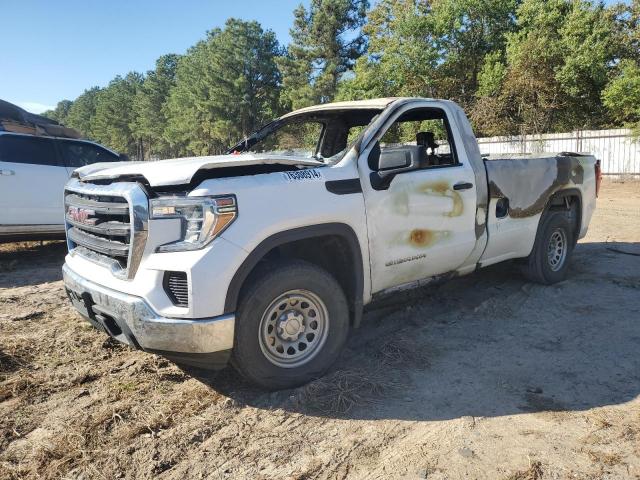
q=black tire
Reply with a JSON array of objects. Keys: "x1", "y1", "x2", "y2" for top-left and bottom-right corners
[
  {"x1": 231, "y1": 259, "x2": 349, "y2": 390},
  {"x1": 523, "y1": 211, "x2": 575, "y2": 285}
]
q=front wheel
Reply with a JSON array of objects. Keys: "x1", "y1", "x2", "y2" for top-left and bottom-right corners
[
  {"x1": 231, "y1": 260, "x2": 349, "y2": 390},
  {"x1": 523, "y1": 211, "x2": 574, "y2": 284}
]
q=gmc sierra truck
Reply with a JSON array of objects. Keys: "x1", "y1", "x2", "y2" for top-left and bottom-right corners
[{"x1": 62, "y1": 98, "x2": 599, "y2": 389}]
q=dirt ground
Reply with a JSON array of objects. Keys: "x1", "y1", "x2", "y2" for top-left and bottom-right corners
[{"x1": 1, "y1": 179, "x2": 639, "y2": 480}]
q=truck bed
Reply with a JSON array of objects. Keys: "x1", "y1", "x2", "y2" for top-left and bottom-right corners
[{"x1": 483, "y1": 152, "x2": 596, "y2": 219}]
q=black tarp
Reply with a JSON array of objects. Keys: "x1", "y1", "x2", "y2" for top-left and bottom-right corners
[{"x1": 0, "y1": 99, "x2": 81, "y2": 138}]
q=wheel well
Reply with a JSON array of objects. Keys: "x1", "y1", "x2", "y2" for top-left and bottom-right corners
[
  {"x1": 268, "y1": 235, "x2": 355, "y2": 302},
  {"x1": 224, "y1": 224, "x2": 364, "y2": 327},
  {"x1": 546, "y1": 190, "x2": 582, "y2": 241}
]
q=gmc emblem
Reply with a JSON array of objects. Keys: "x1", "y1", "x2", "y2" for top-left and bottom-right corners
[{"x1": 68, "y1": 206, "x2": 97, "y2": 225}]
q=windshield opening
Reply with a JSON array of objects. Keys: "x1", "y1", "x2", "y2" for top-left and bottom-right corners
[{"x1": 229, "y1": 108, "x2": 382, "y2": 164}]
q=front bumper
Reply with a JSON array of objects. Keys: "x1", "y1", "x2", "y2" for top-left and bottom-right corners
[{"x1": 63, "y1": 264, "x2": 235, "y2": 368}]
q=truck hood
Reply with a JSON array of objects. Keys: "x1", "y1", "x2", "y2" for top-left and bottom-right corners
[{"x1": 74, "y1": 153, "x2": 325, "y2": 187}]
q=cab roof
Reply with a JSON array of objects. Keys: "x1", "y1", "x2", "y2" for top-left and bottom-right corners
[
  {"x1": 280, "y1": 97, "x2": 444, "y2": 119},
  {"x1": 281, "y1": 98, "x2": 400, "y2": 118}
]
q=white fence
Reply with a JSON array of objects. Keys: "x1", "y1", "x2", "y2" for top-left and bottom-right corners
[{"x1": 477, "y1": 128, "x2": 640, "y2": 175}]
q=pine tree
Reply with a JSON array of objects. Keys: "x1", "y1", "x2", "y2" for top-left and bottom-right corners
[
  {"x1": 132, "y1": 54, "x2": 180, "y2": 159},
  {"x1": 65, "y1": 87, "x2": 101, "y2": 138},
  {"x1": 279, "y1": 0, "x2": 368, "y2": 109},
  {"x1": 92, "y1": 73, "x2": 144, "y2": 157},
  {"x1": 42, "y1": 100, "x2": 73, "y2": 125},
  {"x1": 165, "y1": 19, "x2": 281, "y2": 155}
]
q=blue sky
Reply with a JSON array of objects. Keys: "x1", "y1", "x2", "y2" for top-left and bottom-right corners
[
  {"x1": 1, "y1": 0, "x2": 308, "y2": 112},
  {"x1": 1, "y1": 0, "x2": 627, "y2": 113}
]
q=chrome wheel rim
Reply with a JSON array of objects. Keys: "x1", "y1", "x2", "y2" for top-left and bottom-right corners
[
  {"x1": 547, "y1": 229, "x2": 568, "y2": 271},
  {"x1": 258, "y1": 289, "x2": 329, "y2": 368}
]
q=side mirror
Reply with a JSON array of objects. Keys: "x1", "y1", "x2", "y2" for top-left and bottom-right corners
[
  {"x1": 367, "y1": 141, "x2": 412, "y2": 171},
  {"x1": 367, "y1": 141, "x2": 417, "y2": 190},
  {"x1": 379, "y1": 150, "x2": 411, "y2": 171},
  {"x1": 367, "y1": 142, "x2": 381, "y2": 170},
  {"x1": 119, "y1": 153, "x2": 130, "y2": 162}
]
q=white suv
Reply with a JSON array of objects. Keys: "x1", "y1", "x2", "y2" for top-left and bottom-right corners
[{"x1": 0, "y1": 132, "x2": 123, "y2": 241}]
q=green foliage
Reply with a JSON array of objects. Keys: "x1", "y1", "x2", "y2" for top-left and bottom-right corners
[
  {"x1": 279, "y1": 0, "x2": 368, "y2": 109},
  {"x1": 618, "y1": 0, "x2": 640, "y2": 62},
  {"x1": 164, "y1": 18, "x2": 281, "y2": 155},
  {"x1": 429, "y1": 0, "x2": 517, "y2": 107},
  {"x1": 603, "y1": 59, "x2": 640, "y2": 136},
  {"x1": 132, "y1": 54, "x2": 180, "y2": 159},
  {"x1": 381, "y1": 119, "x2": 447, "y2": 145},
  {"x1": 339, "y1": 0, "x2": 439, "y2": 99},
  {"x1": 65, "y1": 87, "x2": 101, "y2": 138},
  {"x1": 41, "y1": 100, "x2": 73, "y2": 124},
  {"x1": 92, "y1": 72, "x2": 144, "y2": 157},
  {"x1": 45, "y1": 0, "x2": 640, "y2": 159},
  {"x1": 472, "y1": 0, "x2": 622, "y2": 135},
  {"x1": 477, "y1": 51, "x2": 507, "y2": 97},
  {"x1": 338, "y1": 0, "x2": 515, "y2": 105}
]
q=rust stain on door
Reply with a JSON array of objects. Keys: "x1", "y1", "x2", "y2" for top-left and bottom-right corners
[{"x1": 407, "y1": 228, "x2": 450, "y2": 248}]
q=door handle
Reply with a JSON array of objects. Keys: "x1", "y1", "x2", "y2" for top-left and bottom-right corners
[
  {"x1": 453, "y1": 182, "x2": 473, "y2": 191},
  {"x1": 0, "y1": 169, "x2": 15, "y2": 176}
]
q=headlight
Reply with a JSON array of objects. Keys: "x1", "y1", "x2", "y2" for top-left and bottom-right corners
[{"x1": 150, "y1": 196, "x2": 237, "y2": 252}]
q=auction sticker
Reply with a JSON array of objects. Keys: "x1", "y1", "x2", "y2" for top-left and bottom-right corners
[{"x1": 282, "y1": 169, "x2": 324, "y2": 182}]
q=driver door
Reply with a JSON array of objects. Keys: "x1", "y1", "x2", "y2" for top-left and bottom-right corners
[{"x1": 358, "y1": 104, "x2": 479, "y2": 293}]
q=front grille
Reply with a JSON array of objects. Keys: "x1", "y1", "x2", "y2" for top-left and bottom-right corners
[
  {"x1": 66, "y1": 192, "x2": 131, "y2": 268},
  {"x1": 164, "y1": 271, "x2": 189, "y2": 307},
  {"x1": 64, "y1": 179, "x2": 148, "y2": 280}
]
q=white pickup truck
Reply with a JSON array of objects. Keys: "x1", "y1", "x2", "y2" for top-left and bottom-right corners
[{"x1": 62, "y1": 98, "x2": 599, "y2": 389}]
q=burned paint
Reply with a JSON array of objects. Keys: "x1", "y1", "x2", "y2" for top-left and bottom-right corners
[
  {"x1": 408, "y1": 228, "x2": 450, "y2": 248},
  {"x1": 422, "y1": 180, "x2": 450, "y2": 195},
  {"x1": 449, "y1": 104, "x2": 490, "y2": 242},
  {"x1": 390, "y1": 181, "x2": 463, "y2": 218},
  {"x1": 410, "y1": 228, "x2": 434, "y2": 247},
  {"x1": 447, "y1": 192, "x2": 464, "y2": 217},
  {"x1": 388, "y1": 228, "x2": 450, "y2": 249},
  {"x1": 485, "y1": 155, "x2": 586, "y2": 219},
  {"x1": 474, "y1": 207, "x2": 486, "y2": 239},
  {"x1": 418, "y1": 181, "x2": 464, "y2": 218}
]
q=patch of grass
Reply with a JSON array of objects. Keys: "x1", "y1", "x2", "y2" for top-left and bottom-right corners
[
  {"x1": 620, "y1": 425, "x2": 639, "y2": 442},
  {"x1": 590, "y1": 413, "x2": 613, "y2": 430},
  {"x1": 298, "y1": 368, "x2": 401, "y2": 415},
  {"x1": 588, "y1": 450, "x2": 622, "y2": 466},
  {"x1": 30, "y1": 429, "x2": 94, "y2": 479},
  {"x1": 0, "y1": 240, "x2": 63, "y2": 254},
  {"x1": 0, "y1": 348, "x2": 28, "y2": 374},
  {"x1": 114, "y1": 381, "x2": 138, "y2": 392},
  {"x1": 0, "y1": 463, "x2": 23, "y2": 480},
  {"x1": 0, "y1": 371, "x2": 43, "y2": 402},
  {"x1": 504, "y1": 460, "x2": 543, "y2": 480},
  {"x1": 117, "y1": 380, "x2": 220, "y2": 440},
  {"x1": 10, "y1": 311, "x2": 45, "y2": 322}
]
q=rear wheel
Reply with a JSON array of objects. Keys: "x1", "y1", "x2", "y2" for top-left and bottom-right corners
[
  {"x1": 232, "y1": 260, "x2": 349, "y2": 390},
  {"x1": 523, "y1": 211, "x2": 574, "y2": 284}
]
